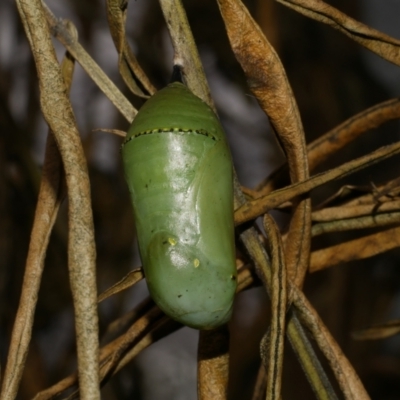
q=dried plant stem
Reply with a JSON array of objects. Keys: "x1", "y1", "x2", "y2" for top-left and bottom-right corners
[
  {"x1": 0, "y1": 133, "x2": 64, "y2": 399},
  {"x1": 312, "y1": 211, "x2": 400, "y2": 236},
  {"x1": 106, "y1": 0, "x2": 156, "y2": 97},
  {"x1": 236, "y1": 216, "x2": 337, "y2": 398},
  {"x1": 310, "y1": 225, "x2": 400, "y2": 272},
  {"x1": 235, "y1": 140, "x2": 400, "y2": 225},
  {"x1": 276, "y1": 0, "x2": 400, "y2": 67},
  {"x1": 307, "y1": 98, "x2": 400, "y2": 170},
  {"x1": 34, "y1": 305, "x2": 164, "y2": 399},
  {"x1": 32, "y1": 234, "x2": 369, "y2": 399},
  {"x1": 261, "y1": 215, "x2": 287, "y2": 400},
  {"x1": 326, "y1": 178, "x2": 400, "y2": 210},
  {"x1": 61, "y1": 319, "x2": 174, "y2": 399},
  {"x1": 158, "y1": 0, "x2": 213, "y2": 107},
  {"x1": 97, "y1": 268, "x2": 144, "y2": 303},
  {"x1": 213, "y1": 3, "x2": 367, "y2": 393},
  {"x1": 312, "y1": 200, "x2": 400, "y2": 222},
  {"x1": 41, "y1": 1, "x2": 136, "y2": 122},
  {"x1": 352, "y1": 319, "x2": 400, "y2": 341},
  {"x1": 14, "y1": 0, "x2": 100, "y2": 398},
  {"x1": 291, "y1": 290, "x2": 370, "y2": 399},
  {"x1": 251, "y1": 364, "x2": 267, "y2": 400},
  {"x1": 198, "y1": 327, "x2": 230, "y2": 399},
  {"x1": 256, "y1": 98, "x2": 400, "y2": 196},
  {"x1": 217, "y1": 0, "x2": 311, "y2": 288},
  {"x1": 98, "y1": 317, "x2": 181, "y2": 384},
  {"x1": 98, "y1": 307, "x2": 163, "y2": 382},
  {"x1": 32, "y1": 374, "x2": 78, "y2": 400},
  {"x1": 99, "y1": 298, "x2": 155, "y2": 345},
  {"x1": 286, "y1": 315, "x2": 338, "y2": 400},
  {"x1": 234, "y1": 154, "x2": 368, "y2": 398}
]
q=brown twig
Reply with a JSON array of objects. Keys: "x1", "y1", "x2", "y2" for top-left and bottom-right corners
[
  {"x1": 235, "y1": 140, "x2": 400, "y2": 225},
  {"x1": 256, "y1": 98, "x2": 400, "y2": 197},
  {"x1": 14, "y1": 0, "x2": 100, "y2": 397},
  {"x1": 0, "y1": 124, "x2": 64, "y2": 399},
  {"x1": 261, "y1": 215, "x2": 287, "y2": 400},
  {"x1": 352, "y1": 319, "x2": 400, "y2": 341},
  {"x1": 312, "y1": 201, "x2": 400, "y2": 222},
  {"x1": 106, "y1": 0, "x2": 156, "y2": 97},
  {"x1": 242, "y1": 223, "x2": 369, "y2": 398},
  {"x1": 97, "y1": 268, "x2": 144, "y2": 303},
  {"x1": 217, "y1": 0, "x2": 311, "y2": 288},
  {"x1": 310, "y1": 225, "x2": 400, "y2": 272},
  {"x1": 41, "y1": 1, "x2": 136, "y2": 122},
  {"x1": 198, "y1": 327, "x2": 230, "y2": 400},
  {"x1": 277, "y1": 0, "x2": 400, "y2": 67},
  {"x1": 291, "y1": 291, "x2": 369, "y2": 399},
  {"x1": 251, "y1": 364, "x2": 267, "y2": 400},
  {"x1": 158, "y1": 0, "x2": 214, "y2": 107},
  {"x1": 312, "y1": 211, "x2": 400, "y2": 236}
]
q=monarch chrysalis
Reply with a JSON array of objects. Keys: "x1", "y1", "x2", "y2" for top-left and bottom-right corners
[{"x1": 122, "y1": 80, "x2": 236, "y2": 330}]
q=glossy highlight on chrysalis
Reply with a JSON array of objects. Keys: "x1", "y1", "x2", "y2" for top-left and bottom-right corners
[{"x1": 121, "y1": 81, "x2": 236, "y2": 330}]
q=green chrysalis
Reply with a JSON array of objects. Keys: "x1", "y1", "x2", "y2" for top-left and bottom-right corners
[{"x1": 122, "y1": 81, "x2": 236, "y2": 330}]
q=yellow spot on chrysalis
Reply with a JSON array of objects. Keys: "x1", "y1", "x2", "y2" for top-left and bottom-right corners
[
  {"x1": 168, "y1": 238, "x2": 177, "y2": 246},
  {"x1": 194, "y1": 259, "x2": 200, "y2": 268}
]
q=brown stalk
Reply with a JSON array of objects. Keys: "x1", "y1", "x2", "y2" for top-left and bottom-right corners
[
  {"x1": 312, "y1": 211, "x2": 400, "y2": 236},
  {"x1": 236, "y1": 263, "x2": 258, "y2": 292},
  {"x1": 97, "y1": 268, "x2": 144, "y2": 303},
  {"x1": 352, "y1": 319, "x2": 400, "y2": 341},
  {"x1": 41, "y1": 1, "x2": 136, "y2": 122},
  {"x1": 0, "y1": 110, "x2": 65, "y2": 399},
  {"x1": 14, "y1": 0, "x2": 100, "y2": 397},
  {"x1": 291, "y1": 291, "x2": 370, "y2": 399},
  {"x1": 158, "y1": 0, "x2": 214, "y2": 107},
  {"x1": 241, "y1": 225, "x2": 369, "y2": 399},
  {"x1": 312, "y1": 200, "x2": 400, "y2": 222},
  {"x1": 58, "y1": 317, "x2": 181, "y2": 400},
  {"x1": 100, "y1": 298, "x2": 154, "y2": 345},
  {"x1": 98, "y1": 306, "x2": 163, "y2": 381},
  {"x1": 97, "y1": 317, "x2": 181, "y2": 387},
  {"x1": 235, "y1": 140, "x2": 400, "y2": 225},
  {"x1": 261, "y1": 215, "x2": 287, "y2": 400},
  {"x1": 217, "y1": 0, "x2": 311, "y2": 288},
  {"x1": 256, "y1": 98, "x2": 400, "y2": 197},
  {"x1": 34, "y1": 305, "x2": 163, "y2": 399},
  {"x1": 251, "y1": 364, "x2": 267, "y2": 400},
  {"x1": 340, "y1": 178, "x2": 400, "y2": 207},
  {"x1": 286, "y1": 314, "x2": 338, "y2": 400},
  {"x1": 32, "y1": 232, "x2": 365, "y2": 399},
  {"x1": 106, "y1": 0, "x2": 156, "y2": 97},
  {"x1": 310, "y1": 225, "x2": 400, "y2": 272},
  {"x1": 277, "y1": 0, "x2": 400, "y2": 67},
  {"x1": 34, "y1": 263, "x2": 256, "y2": 398},
  {"x1": 0, "y1": 47, "x2": 75, "y2": 399},
  {"x1": 235, "y1": 166, "x2": 366, "y2": 398},
  {"x1": 312, "y1": 177, "x2": 400, "y2": 212},
  {"x1": 32, "y1": 374, "x2": 78, "y2": 400},
  {"x1": 198, "y1": 327, "x2": 230, "y2": 400},
  {"x1": 233, "y1": 137, "x2": 338, "y2": 397},
  {"x1": 307, "y1": 99, "x2": 400, "y2": 170}
]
